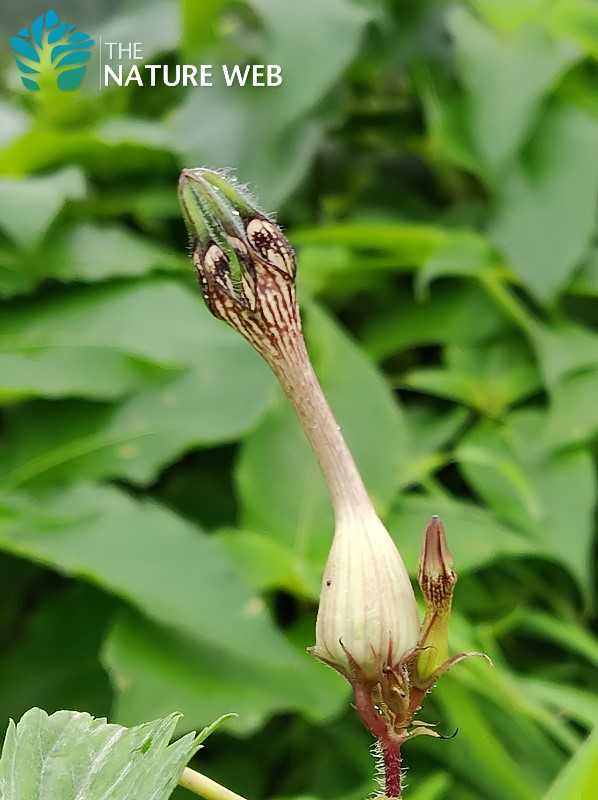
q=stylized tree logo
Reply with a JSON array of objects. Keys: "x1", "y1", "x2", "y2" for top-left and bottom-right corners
[{"x1": 9, "y1": 8, "x2": 94, "y2": 91}]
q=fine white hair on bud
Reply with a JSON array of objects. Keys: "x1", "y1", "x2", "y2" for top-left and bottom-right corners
[{"x1": 311, "y1": 507, "x2": 420, "y2": 681}]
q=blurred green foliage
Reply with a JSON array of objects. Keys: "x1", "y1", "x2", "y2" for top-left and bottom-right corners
[{"x1": 0, "y1": 1, "x2": 597, "y2": 798}]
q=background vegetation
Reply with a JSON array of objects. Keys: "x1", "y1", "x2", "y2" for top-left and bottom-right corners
[{"x1": 0, "y1": 1, "x2": 597, "y2": 798}]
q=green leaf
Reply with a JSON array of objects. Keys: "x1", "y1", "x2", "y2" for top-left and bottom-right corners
[
  {"x1": 546, "y1": 369, "x2": 598, "y2": 448},
  {"x1": 433, "y1": 679, "x2": 541, "y2": 800},
  {"x1": 291, "y1": 222, "x2": 446, "y2": 260},
  {"x1": 0, "y1": 350, "x2": 159, "y2": 403},
  {"x1": 490, "y1": 104, "x2": 598, "y2": 301},
  {"x1": 0, "y1": 585, "x2": 113, "y2": 732},
  {"x1": 0, "y1": 282, "x2": 276, "y2": 487},
  {"x1": 509, "y1": 611, "x2": 598, "y2": 666},
  {"x1": 548, "y1": 0, "x2": 598, "y2": 59},
  {"x1": 457, "y1": 409, "x2": 596, "y2": 596},
  {"x1": 237, "y1": 303, "x2": 409, "y2": 562},
  {"x1": 104, "y1": 609, "x2": 347, "y2": 736},
  {"x1": 530, "y1": 320, "x2": 598, "y2": 389},
  {"x1": 170, "y1": 0, "x2": 371, "y2": 207},
  {"x1": 0, "y1": 169, "x2": 85, "y2": 248},
  {"x1": 0, "y1": 484, "x2": 291, "y2": 662},
  {"x1": 363, "y1": 281, "x2": 506, "y2": 362},
  {"x1": 543, "y1": 725, "x2": 598, "y2": 800},
  {"x1": 0, "y1": 708, "x2": 199, "y2": 800},
  {"x1": 519, "y1": 679, "x2": 598, "y2": 728},
  {"x1": 0, "y1": 279, "x2": 222, "y2": 368},
  {"x1": 217, "y1": 529, "x2": 321, "y2": 599},
  {"x1": 415, "y1": 232, "x2": 495, "y2": 295},
  {"x1": 402, "y1": 338, "x2": 542, "y2": 417},
  {"x1": 47, "y1": 223, "x2": 185, "y2": 283},
  {"x1": 408, "y1": 774, "x2": 452, "y2": 800},
  {"x1": 450, "y1": 7, "x2": 575, "y2": 174},
  {"x1": 0, "y1": 354, "x2": 274, "y2": 489}
]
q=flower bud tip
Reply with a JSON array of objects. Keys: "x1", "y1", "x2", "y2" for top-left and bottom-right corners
[{"x1": 418, "y1": 515, "x2": 456, "y2": 608}]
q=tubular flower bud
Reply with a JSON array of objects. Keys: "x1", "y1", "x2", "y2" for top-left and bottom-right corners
[
  {"x1": 178, "y1": 168, "x2": 301, "y2": 372},
  {"x1": 312, "y1": 506, "x2": 420, "y2": 682},
  {"x1": 411, "y1": 516, "x2": 489, "y2": 692},
  {"x1": 414, "y1": 516, "x2": 456, "y2": 687}
]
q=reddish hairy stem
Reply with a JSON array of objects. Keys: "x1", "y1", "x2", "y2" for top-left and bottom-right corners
[{"x1": 380, "y1": 737, "x2": 402, "y2": 798}]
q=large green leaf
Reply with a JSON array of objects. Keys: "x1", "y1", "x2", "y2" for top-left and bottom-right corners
[
  {"x1": 0, "y1": 169, "x2": 85, "y2": 248},
  {"x1": 170, "y1": 0, "x2": 371, "y2": 207},
  {"x1": 237, "y1": 303, "x2": 409, "y2": 562},
  {"x1": 0, "y1": 709, "x2": 198, "y2": 800},
  {"x1": 456, "y1": 410, "x2": 596, "y2": 595},
  {"x1": 0, "y1": 484, "x2": 291, "y2": 662},
  {"x1": 0, "y1": 281, "x2": 276, "y2": 487},
  {"x1": 0, "y1": 279, "x2": 227, "y2": 368},
  {"x1": 490, "y1": 104, "x2": 598, "y2": 300},
  {"x1": 47, "y1": 223, "x2": 185, "y2": 283},
  {"x1": 104, "y1": 609, "x2": 347, "y2": 735},
  {"x1": 450, "y1": 7, "x2": 574, "y2": 175},
  {"x1": 0, "y1": 585, "x2": 113, "y2": 731}
]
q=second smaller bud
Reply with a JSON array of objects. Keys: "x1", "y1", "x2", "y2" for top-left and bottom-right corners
[{"x1": 412, "y1": 516, "x2": 457, "y2": 689}]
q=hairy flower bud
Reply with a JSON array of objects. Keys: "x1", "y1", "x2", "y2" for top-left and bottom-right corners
[
  {"x1": 178, "y1": 168, "x2": 301, "y2": 371},
  {"x1": 311, "y1": 507, "x2": 420, "y2": 682}
]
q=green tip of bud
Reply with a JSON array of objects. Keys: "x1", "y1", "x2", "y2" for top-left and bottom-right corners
[
  {"x1": 418, "y1": 515, "x2": 456, "y2": 609},
  {"x1": 178, "y1": 168, "x2": 259, "y2": 246}
]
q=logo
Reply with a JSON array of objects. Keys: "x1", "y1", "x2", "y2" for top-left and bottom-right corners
[{"x1": 10, "y1": 8, "x2": 94, "y2": 91}]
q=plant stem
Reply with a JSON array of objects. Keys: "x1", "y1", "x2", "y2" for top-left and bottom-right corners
[
  {"x1": 273, "y1": 341, "x2": 372, "y2": 522},
  {"x1": 179, "y1": 767, "x2": 248, "y2": 800},
  {"x1": 380, "y1": 737, "x2": 403, "y2": 798}
]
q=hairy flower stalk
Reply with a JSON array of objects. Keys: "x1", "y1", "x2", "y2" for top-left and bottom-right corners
[{"x1": 178, "y1": 168, "x2": 488, "y2": 799}]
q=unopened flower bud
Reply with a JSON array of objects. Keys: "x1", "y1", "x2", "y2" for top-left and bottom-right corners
[
  {"x1": 310, "y1": 507, "x2": 420, "y2": 682},
  {"x1": 178, "y1": 168, "x2": 300, "y2": 369},
  {"x1": 413, "y1": 516, "x2": 457, "y2": 688}
]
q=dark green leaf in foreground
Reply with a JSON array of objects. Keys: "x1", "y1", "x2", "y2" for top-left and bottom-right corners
[{"x1": 0, "y1": 709, "x2": 198, "y2": 800}]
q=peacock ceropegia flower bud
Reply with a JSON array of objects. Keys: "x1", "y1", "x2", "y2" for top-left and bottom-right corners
[{"x1": 178, "y1": 168, "x2": 301, "y2": 371}]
